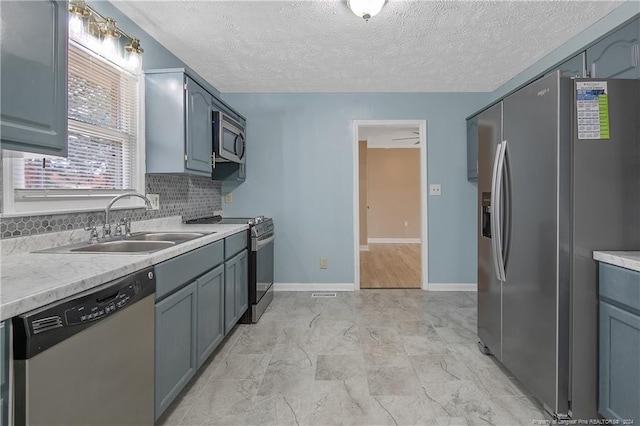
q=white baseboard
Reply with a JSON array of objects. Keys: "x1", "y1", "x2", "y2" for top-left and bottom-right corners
[
  {"x1": 273, "y1": 283, "x2": 355, "y2": 292},
  {"x1": 368, "y1": 238, "x2": 421, "y2": 244},
  {"x1": 427, "y1": 283, "x2": 477, "y2": 292},
  {"x1": 359, "y1": 245, "x2": 369, "y2": 251}
]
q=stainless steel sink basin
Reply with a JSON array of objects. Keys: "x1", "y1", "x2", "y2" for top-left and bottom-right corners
[
  {"x1": 70, "y1": 240, "x2": 175, "y2": 253},
  {"x1": 127, "y1": 232, "x2": 209, "y2": 242},
  {"x1": 35, "y1": 231, "x2": 213, "y2": 254}
]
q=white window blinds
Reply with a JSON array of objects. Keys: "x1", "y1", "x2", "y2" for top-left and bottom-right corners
[{"x1": 13, "y1": 41, "x2": 139, "y2": 195}]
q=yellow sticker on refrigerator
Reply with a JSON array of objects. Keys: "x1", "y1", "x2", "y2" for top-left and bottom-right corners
[{"x1": 576, "y1": 81, "x2": 609, "y2": 140}]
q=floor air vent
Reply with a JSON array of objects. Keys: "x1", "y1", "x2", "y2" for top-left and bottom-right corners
[{"x1": 311, "y1": 292, "x2": 337, "y2": 298}]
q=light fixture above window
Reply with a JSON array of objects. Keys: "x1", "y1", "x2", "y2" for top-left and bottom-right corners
[
  {"x1": 347, "y1": 0, "x2": 386, "y2": 21},
  {"x1": 67, "y1": 0, "x2": 144, "y2": 74}
]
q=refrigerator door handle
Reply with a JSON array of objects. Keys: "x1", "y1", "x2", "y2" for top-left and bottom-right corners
[
  {"x1": 494, "y1": 141, "x2": 508, "y2": 281},
  {"x1": 490, "y1": 143, "x2": 502, "y2": 281}
]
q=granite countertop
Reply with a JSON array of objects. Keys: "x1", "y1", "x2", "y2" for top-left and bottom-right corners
[
  {"x1": 593, "y1": 251, "x2": 640, "y2": 273},
  {"x1": 0, "y1": 218, "x2": 249, "y2": 321}
]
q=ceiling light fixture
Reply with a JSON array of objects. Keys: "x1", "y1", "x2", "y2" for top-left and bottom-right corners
[{"x1": 347, "y1": 0, "x2": 386, "y2": 22}]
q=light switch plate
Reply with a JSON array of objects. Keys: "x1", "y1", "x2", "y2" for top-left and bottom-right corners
[
  {"x1": 146, "y1": 194, "x2": 160, "y2": 210},
  {"x1": 429, "y1": 184, "x2": 442, "y2": 196},
  {"x1": 225, "y1": 193, "x2": 233, "y2": 204}
]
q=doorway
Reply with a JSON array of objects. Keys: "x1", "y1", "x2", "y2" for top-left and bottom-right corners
[{"x1": 353, "y1": 120, "x2": 428, "y2": 290}]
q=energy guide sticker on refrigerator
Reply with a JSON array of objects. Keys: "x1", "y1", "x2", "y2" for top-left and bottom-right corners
[{"x1": 576, "y1": 81, "x2": 610, "y2": 140}]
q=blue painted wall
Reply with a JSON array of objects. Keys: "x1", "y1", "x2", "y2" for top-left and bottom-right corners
[{"x1": 221, "y1": 93, "x2": 488, "y2": 284}]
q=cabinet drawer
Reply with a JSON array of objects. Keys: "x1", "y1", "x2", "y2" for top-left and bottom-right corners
[
  {"x1": 155, "y1": 240, "x2": 224, "y2": 300},
  {"x1": 225, "y1": 231, "x2": 248, "y2": 260},
  {"x1": 599, "y1": 263, "x2": 640, "y2": 314}
]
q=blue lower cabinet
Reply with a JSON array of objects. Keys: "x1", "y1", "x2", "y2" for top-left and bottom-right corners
[
  {"x1": 0, "y1": 321, "x2": 8, "y2": 426},
  {"x1": 237, "y1": 250, "x2": 249, "y2": 316},
  {"x1": 224, "y1": 249, "x2": 249, "y2": 334},
  {"x1": 196, "y1": 265, "x2": 225, "y2": 369},
  {"x1": 224, "y1": 255, "x2": 239, "y2": 334},
  {"x1": 599, "y1": 300, "x2": 640, "y2": 422},
  {"x1": 155, "y1": 282, "x2": 198, "y2": 420}
]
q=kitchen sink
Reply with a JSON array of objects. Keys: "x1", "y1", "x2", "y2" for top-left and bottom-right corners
[
  {"x1": 70, "y1": 240, "x2": 175, "y2": 253},
  {"x1": 35, "y1": 231, "x2": 213, "y2": 255},
  {"x1": 127, "y1": 232, "x2": 209, "y2": 242}
]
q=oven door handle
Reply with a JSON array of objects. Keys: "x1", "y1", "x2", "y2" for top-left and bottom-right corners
[{"x1": 253, "y1": 235, "x2": 275, "y2": 251}]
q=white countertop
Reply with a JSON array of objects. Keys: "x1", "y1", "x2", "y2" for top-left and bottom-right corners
[
  {"x1": 593, "y1": 251, "x2": 640, "y2": 273},
  {"x1": 0, "y1": 219, "x2": 249, "y2": 321}
]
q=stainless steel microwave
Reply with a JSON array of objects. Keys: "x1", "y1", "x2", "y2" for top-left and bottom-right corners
[{"x1": 213, "y1": 111, "x2": 245, "y2": 164}]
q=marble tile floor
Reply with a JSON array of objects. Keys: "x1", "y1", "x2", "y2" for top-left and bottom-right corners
[{"x1": 157, "y1": 291, "x2": 548, "y2": 426}]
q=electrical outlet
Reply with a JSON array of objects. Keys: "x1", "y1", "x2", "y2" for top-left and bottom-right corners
[
  {"x1": 225, "y1": 193, "x2": 233, "y2": 204},
  {"x1": 146, "y1": 194, "x2": 160, "y2": 210},
  {"x1": 429, "y1": 184, "x2": 442, "y2": 196},
  {"x1": 320, "y1": 257, "x2": 328, "y2": 269},
  {"x1": 404, "y1": 221, "x2": 409, "y2": 228}
]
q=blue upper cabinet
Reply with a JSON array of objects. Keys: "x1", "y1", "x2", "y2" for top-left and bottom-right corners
[
  {"x1": 547, "y1": 52, "x2": 586, "y2": 78},
  {"x1": 466, "y1": 115, "x2": 478, "y2": 181},
  {"x1": 0, "y1": 0, "x2": 68, "y2": 156},
  {"x1": 185, "y1": 77, "x2": 213, "y2": 174},
  {"x1": 587, "y1": 18, "x2": 640, "y2": 79},
  {"x1": 145, "y1": 71, "x2": 212, "y2": 176}
]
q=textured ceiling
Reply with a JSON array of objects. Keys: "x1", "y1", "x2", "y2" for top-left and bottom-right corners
[{"x1": 113, "y1": 1, "x2": 623, "y2": 93}]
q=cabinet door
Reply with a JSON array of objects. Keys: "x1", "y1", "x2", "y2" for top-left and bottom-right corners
[
  {"x1": 547, "y1": 52, "x2": 586, "y2": 78},
  {"x1": 236, "y1": 250, "x2": 249, "y2": 317},
  {"x1": 466, "y1": 116, "x2": 478, "y2": 181},
  {"x1": 599, "y1": 301, "x2": 640, "y2": 422},
  {"x1": 185, "y1": 77, "x2": 213, "y2": 173},
  {"x1": 0, "y1": 321, "x2": 7, "y2": 426},
  {"x1": 155, "y1": 282, "x2": 198, "y2": 420},
  {"x1": 224, "y1": 256, "x2": 238, "y2": 334},
  {"x1": 0, "y1": 0, "x2": 68, "y2": 156},
  {"x1": 587, "y1": 18, "x2": 640, "y2": 79},
  {"x1": 196, "y1": 265, "x2": 225, "y2": 369}
]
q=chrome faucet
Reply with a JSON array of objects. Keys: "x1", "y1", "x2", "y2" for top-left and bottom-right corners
[{"x1": 104, "y1": 192, "x2": 152, "y2": 237}]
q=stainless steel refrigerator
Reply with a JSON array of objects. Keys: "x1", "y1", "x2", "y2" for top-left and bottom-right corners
[{"x1": 477, "y1": 73, "x2": 640, "y2": 420}]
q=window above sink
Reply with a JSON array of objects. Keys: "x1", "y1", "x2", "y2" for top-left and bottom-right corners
[{"x1": 2, "y1": 27, "x2": 145, "y2": 216}]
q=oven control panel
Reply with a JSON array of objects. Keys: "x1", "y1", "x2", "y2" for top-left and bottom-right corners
[{"x1": 252, "y1": 220, "x2": 274, "y2": 238}]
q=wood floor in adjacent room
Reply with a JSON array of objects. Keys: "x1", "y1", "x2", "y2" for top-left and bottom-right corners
[{"x1": 360, "y1": 243, "x2": 421, "y2": 289}]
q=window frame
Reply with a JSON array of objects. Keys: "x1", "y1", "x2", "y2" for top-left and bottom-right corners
[{"x1": 1, "y1": 40, "x2": 146, "y2": 217}]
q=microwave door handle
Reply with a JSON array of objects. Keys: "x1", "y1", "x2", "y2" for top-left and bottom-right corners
[{"x1": 238, "y1": 135, "x2": 245, "y2": 159}]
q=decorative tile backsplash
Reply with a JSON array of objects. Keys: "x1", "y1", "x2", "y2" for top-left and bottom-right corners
[{"x1": 0, "y1": 174, "x2": 222, "y2": 239}]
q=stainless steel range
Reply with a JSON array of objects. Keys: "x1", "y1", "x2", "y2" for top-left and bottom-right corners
[{"x1": 185, "y1": 216, "x2": 274, "y2": 323}]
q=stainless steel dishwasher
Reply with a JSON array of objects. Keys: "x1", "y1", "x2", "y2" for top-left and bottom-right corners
[{"x1": 12, "y1": 266, "x2": 156, "y2": 426}]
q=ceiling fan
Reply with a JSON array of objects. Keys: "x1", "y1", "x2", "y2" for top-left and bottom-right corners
[{"x1": 392, "y1": 131, "x2": 420, "y2": 144}]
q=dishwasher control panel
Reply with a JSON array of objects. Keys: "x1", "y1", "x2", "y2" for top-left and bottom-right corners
[
  {"x1": 64, "y1": 280, "x2": 143, "y2": 325},
  {"x1": 13, "y1": 266, "x2": 156, "y2": 360}
]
